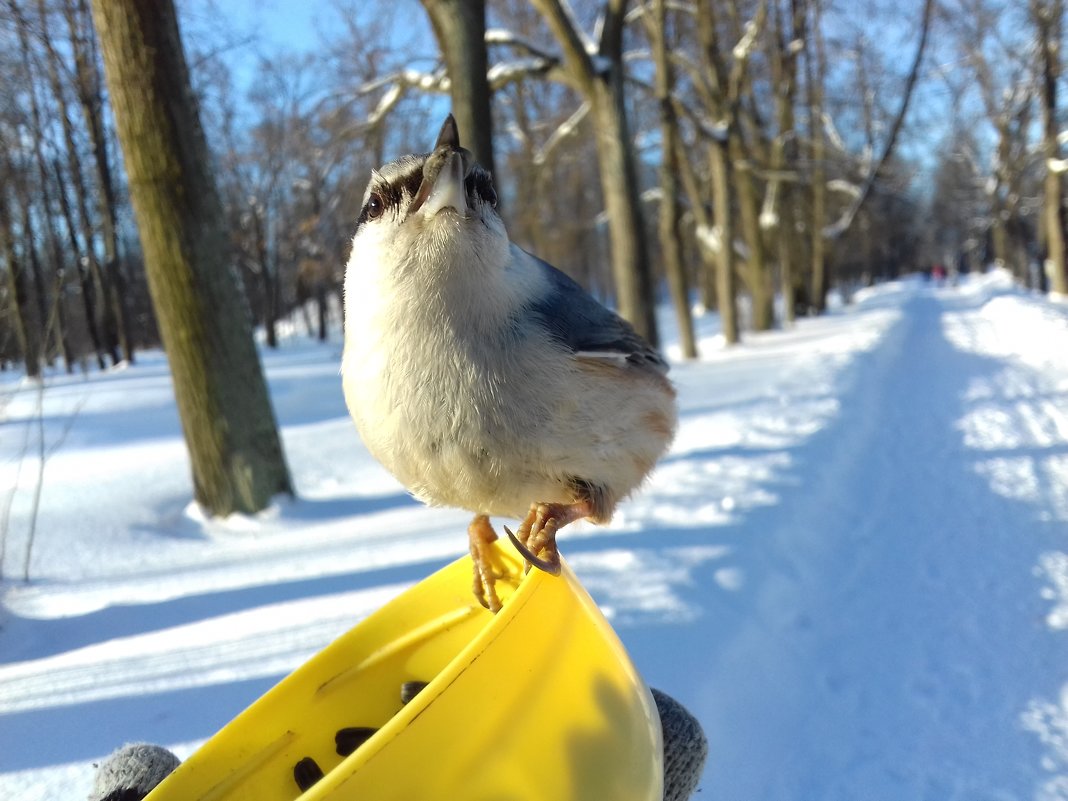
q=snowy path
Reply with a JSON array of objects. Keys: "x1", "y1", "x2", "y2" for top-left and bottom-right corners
[
  {"x1": 1, "y1": 273, "x2": 1067, "y2": 800},
  {"x1": 666, "y1": 288, "x2": 1068, "y2": 800}
]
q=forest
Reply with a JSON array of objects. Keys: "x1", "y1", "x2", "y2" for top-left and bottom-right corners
[
  {"x1": 2, "y1": 0, "x2": 1059, "y2": 369},
  {"x1": 0, "y1": 0, "x2": 1061, "y2": 385}
]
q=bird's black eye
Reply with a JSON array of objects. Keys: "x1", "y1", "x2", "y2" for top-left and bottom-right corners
[
  {"x1": 484, "y1": 185, "x2": 498, "y2": 208},
  {"x1": 366, "y1": 192, "x2": 385, "y2": 220}
]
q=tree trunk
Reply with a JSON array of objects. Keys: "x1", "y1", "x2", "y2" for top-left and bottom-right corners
[
  {"x1": 317, "y1": 282, "x2": 328, "y2": 342},
  {"x1": 15, "y1": 189, "x2": 54, "y2": 367},
  {"x1": 768, "y1": 0, "x2": 804, "y2": 326},
  {"x1": 52, "y1": 158, "x2": 107, "y2": 369},
  {"x1": 693, "y1": 0, "x2": 744, "y2": 343},
  {"x1": 529, "y1": 0, "x2": 659, "y2": 347},
  {"x1": 421, "y1": 0, "x2": 496, "y2": 180},
  {"x1": 13, "y1": 0, "x2": 71, "y2": 369},
  {"x1": 40, "y1": 0, "x2": 109, "y2": 368},
  {"x1": 66, "y1": 0, "x2": 135, "y2": 362},
  {"x1": 92, "y1": 0, "x2": 293, "y2": 515},
  {"x1": 732, "y1": 130, "x2": 773, "y2": 330},
  {"x1": 0, "y1": 186, "x2": 41, "y2": 378},
  {"x1": 589, "y1": 82, "x2": 659, "y2": 346},
  {"x1": 251, "y1": 206, "x2": 277, "y2": 349},
  {"x1": 806, "y1": 0, "x2": 828, "y2": 313},
  {"x1": 1036, "y1": 0, "x2": 1068, "y2": 295},
  {"x1": 650, "y1": 0, "x2": 697, "y2": 359},
  {"x1": 709, "y1": 138, "x2": 740, "y2": 343}
]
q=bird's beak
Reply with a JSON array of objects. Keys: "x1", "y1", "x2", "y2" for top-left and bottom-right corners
[{"x1": 408, "y1": 115, "x2": 472, "y2": 218}]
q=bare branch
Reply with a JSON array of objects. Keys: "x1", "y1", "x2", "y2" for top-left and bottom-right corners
[
  {"x1": 823, "y1": 0, "x2": 935, "y2": 240},
  {"x1": 534, "y1": 101, "x2": 591, "y2": 165}
]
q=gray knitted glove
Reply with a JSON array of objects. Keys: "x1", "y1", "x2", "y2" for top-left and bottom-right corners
[
  {"x1": 88, "y1": 743, "x2": 180, "y2": 801},
  {"x1": 652, "y1": 688, "x2": 709, "y2": 801},
  {"x1": 89, "y1": 693, "x2": 707, "y2": 800}
]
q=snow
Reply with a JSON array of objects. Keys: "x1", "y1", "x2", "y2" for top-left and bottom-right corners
[{"x1": 3, "y1": 270, "x2": 1068, "y2": 800}]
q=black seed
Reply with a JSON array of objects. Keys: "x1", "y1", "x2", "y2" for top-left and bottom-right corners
[
  {"x1": 293, "y1": 757, "x2": 324, "y2": 792},
  {"x1": 335, "y1": 726, "x2": 377, "y2": 756},
  {"x1": 400, "y1": 680, "x2": 428, "y2": 705}
]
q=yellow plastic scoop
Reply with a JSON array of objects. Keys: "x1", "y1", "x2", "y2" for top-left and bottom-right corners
[{"x1": 144, "y1": 540, "x2": 663, "y2": 801}]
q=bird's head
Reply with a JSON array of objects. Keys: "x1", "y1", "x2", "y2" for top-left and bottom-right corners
[{"x1": 347, "y1": 115, "x2": 506, "y2": 289}]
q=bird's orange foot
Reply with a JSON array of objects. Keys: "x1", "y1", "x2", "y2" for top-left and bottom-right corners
[
  {"x1": 506, "y1": 501, "x2": 590, "y2": 576},
  {"x1": 468, "y1": 514, "x2": 508, "y2": 612}
]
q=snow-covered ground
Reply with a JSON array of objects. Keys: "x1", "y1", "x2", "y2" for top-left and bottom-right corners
[{"x1": 2, "y1": 270, "x2": 1068, "y2": 800}]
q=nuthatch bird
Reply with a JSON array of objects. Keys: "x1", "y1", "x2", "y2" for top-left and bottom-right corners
[{"x1": 342, "y1": 116, "x2": 676, "y2": 611}]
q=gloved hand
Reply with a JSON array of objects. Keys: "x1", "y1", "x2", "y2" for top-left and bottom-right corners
[
  {"x1": 88, "y1": 690, "x2": 707, "y2": 801},
  {"x1": 88, "y1": 743, "x2": 180, "y2": 801}
]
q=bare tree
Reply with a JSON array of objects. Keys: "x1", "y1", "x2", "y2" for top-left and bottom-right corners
[
  {"x1": 0, "y1": 149, "x2": 41, "y2": 378},
  {"x1": 765, "y1": 0, "x2": 805, "y2": 324},
  {"x1": 647, "y1": 0, "x2": 696, "y2": 358},
  {"x1": 422, "y1": 0, "x2": 497, "y2": 178},
  {"x1": 1033, "y1": 0, "x2": 1068, "y2": 294},
  {"x1": 528, "y1": 0, "x2": 659, "y2": 347},
  {"x1": 693, "y1": 0, "x2": 766, "y2": 342},
  {"x1": 92, "y1": 0, "x2": 293, "y2": 515},
  {"x1": 805, "y1": 0, "x2": 828, "y2": 313},
  {"x1": 941, "y1": 0, "x2": 1036, "y2": 282},
  {"x1": 65, "y1": 0, "x2": 134, "y2": 362},
  {"x1": 37, "y1": 0, "x2": 113, "y2": 368},
  {"x1": 10, "y1": 0, "x2": 74, "y2": 370}
]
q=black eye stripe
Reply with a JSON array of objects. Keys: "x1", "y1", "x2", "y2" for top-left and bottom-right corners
[
  {"x1": 360, "y1": 162, "x2": 425, "y2": 222},
  {"x1": 402, "y1": 169, "x2": 424, "y2": 201}
]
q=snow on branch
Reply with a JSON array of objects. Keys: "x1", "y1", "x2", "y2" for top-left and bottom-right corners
[
  {"x1": 827, "y1": 178, "x2": 863, "y2": 198},
  {"x1": 823, "y1": 0, "x2": 933, "y2": 241},
  {"x1": 624, "y1": 71, "x2": 728, "y2": 142},
  {"x1": 1048, "y1": 158, "x2": 1068, "y2": 174},
  {"x1": 487, "y1": 57, "x2": 564, "y2": 89},
  {"x1": 360, "y1": 68, "x2": 448, "y2": 97},
  {"x1": 534, "y1": 102, "x2": 591, "y2": 165},
  {"x1": 732, "y1": 17, "x2": 762, "y2": 61},
  {"x1": 695, "y1": 223, "x2": 723, "y2": 255},
  {"x1": 485, "y1": 26, "x2": 571, "y2": 86},
  {"x1": 821, "y1": 111, "x2": 847, "y2": 153},
  {"x1": 625, "y1": 0, "x2": 696, "y2": 27}
]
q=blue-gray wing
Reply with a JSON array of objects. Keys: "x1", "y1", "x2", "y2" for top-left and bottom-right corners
[{"x1": 520, "y1": 248, "x2": 669, "y2": 375}]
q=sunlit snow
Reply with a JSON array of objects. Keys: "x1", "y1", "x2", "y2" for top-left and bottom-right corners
[{"x1": 3, "y1": 270, "x2": 1068, "y2": 800}]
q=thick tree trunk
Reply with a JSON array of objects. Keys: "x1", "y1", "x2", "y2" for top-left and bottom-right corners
[
  {"x1": 92, "y1": 0, "x2": 293, "y2": 515},
  {"x1": 421, "y1": 0, "x2": 496, "y2": 180}
]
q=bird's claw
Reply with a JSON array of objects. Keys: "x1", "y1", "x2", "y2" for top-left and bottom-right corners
[
  {"x1": 504, "y1": 524, "x2": 562, "y2": 576},
  {"x1": 468, "y1": 515, "x2": 505, "y2": 612}
]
